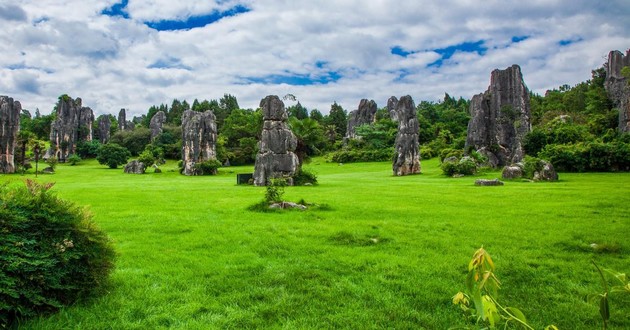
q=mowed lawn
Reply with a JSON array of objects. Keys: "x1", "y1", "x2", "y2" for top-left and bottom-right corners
[{"x1": 3, "y1": 158, "x2": 630, "y2": 329}]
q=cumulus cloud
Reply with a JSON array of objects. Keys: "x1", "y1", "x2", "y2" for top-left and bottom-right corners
[
  {"x1": 1, "y1": 0, "x2": 629, "y2": 117},
  {"x1": 0, "y1": 4, "x2": 27, "y2": 21}
]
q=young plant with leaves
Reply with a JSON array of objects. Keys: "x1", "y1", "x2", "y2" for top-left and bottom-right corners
[
  {"x1": 589, "y1": 261, "x2": 630, "y2": 330},
  {"x1": 453, "y1": 247, "x2": 557, "y2": 329}
]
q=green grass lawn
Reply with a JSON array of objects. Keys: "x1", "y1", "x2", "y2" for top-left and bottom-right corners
[{"x1": 3, "y1": 158, "x2": 630, "y2": 329}]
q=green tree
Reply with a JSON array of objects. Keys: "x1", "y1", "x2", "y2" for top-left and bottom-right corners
[
  {"x1": 287, "y1": 102, "x2": 308, "y2": 120},
  {"x1": 289, "y1": 117, "x2": 325, "y2": 167},
  {"x1": 324, "y1": 102, "x2": 347, "y2": 139},
  {"x1": 309, "y1": 109, "x2": 324, "y2": 123},
  {"x1": 96, "y1": 143, "x2": 131, "y2": 169}
]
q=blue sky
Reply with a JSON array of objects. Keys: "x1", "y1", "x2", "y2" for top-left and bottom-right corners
[{"x1": 1, "y1": 1, "x2": 629, "y2": 117}]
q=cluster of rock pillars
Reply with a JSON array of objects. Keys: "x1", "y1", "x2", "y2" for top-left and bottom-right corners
[{"x1": 1, "y1": 49, "x2": 628, "y2": 184}]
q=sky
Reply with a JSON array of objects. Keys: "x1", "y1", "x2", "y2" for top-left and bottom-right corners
[{"x1": 1, "y1": 0, "x2": 629, "y2": 118}]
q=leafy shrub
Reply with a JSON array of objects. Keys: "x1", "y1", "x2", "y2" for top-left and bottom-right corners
[
  {"x1": 420, "y1": 146, "x2": 436, "y2": 159},
  {"x1": 67, "y1": 154, "x2": 81, "y2": 166},
  {"x1": 265, "y1": 178, "x2": 287, "y2": 203},
  {"x1": 330, "y1": 148, "x2": 394, "y2": 163},
  {"x1": 293, "y1": 168, "x2": 318, "y2": 186},
  {"x1": 441, "y1": 156, "x2": 478, "y2": 176},
  {"x1": 137, "y1": 150, "x2": 155, "y2": 169},
  {"x1": 522, "y1": 156, "x2": 545, "y2": 179},
  {"x1": 539, "y1": 142, "x2": 630, "y2": 172},
  {"x1": 76, "y1": 140, "x2": 101, "y2": 158},
  {"x1": 439, "y1": 148, "x2": 463, "y2": 162},
  {"x1": 96, "y1": 143, "x2": 131, "y2": 169},
  {"x1": 45, "y1": 156, "x2": 58, "y2": 170},
  {"x1": 0, "y1": 180, "x2": 115, "y2": 327},
  {"x1": 193, "y1": 159, "x2": 222, "y2": 175}
]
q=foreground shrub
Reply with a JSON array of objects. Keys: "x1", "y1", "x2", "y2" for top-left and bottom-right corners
[{"x1": 0, "y1": 180, "x2": 116, "y2": 327}]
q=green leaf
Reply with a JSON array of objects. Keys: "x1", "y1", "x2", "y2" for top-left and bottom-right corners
[
  {"x1": 505, "y1": 307, "x2": 528, "y2": 324},
  {"x1": 599, "y1": 294, "x2": 609, "y2": 321}
]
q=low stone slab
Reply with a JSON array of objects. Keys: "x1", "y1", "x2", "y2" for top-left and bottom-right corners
[{"x1": 475, "y1": 178, "x2": 504, "y2": 186}]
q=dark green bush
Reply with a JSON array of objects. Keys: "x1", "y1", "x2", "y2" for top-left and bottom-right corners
[
  {"x1": 67, "y1": 154, "x2": 81, "y2": 166},
  {"x1": 293, "y1": 168, "x2": 318, "y2": 186},
  {"x1": 439, "y1": 148, "x2": 463, "y2": 162},
  {"x1": 96, "y1": 143, "x2": 131, "y2": 169},
  {"x1": 330, "y1": 148, "x2": 394, "y2": 163},
  {"x1": 76, "y1": 140, "x2": 101, "y2": 158},
  {"x1": 539, "y1": 142, "x2": 630, "y2": 172},
  {"x1": 522, "y1": 156, "x2": 545, "y2": 179},
  {"x1": 193, "y1": 159, "x2": 222, "y2": 175},
  {"x1": 0, "y1": 180, "x2": 115, "y2": 327},
  {"x1": 440, "y1": 156, "x2": 478, "y2": 176}
]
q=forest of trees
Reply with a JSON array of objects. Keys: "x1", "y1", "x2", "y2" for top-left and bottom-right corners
[{"x1": 15, "y1": 66, "x2": 630, "y2": 173}]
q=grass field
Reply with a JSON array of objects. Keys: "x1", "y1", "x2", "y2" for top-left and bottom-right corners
[{"x1": 3, "y1": 158, "x2": 630, "y2": 329}]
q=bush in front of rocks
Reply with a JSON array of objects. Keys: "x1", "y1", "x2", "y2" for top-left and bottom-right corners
[{"x1": 0, "y1": 180, "x2": 115, "y2": 327}]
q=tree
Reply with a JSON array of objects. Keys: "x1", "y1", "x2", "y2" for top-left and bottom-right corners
[
  {"x1": 309, "y1": 109, "x2": 324, "y2": 123},
  {"x1": 287, "y1": 102, "x2": 308, "y2": 120},
  {"x1": 219, "y1": 109, "x2": 263, "y2": 165},
  {"x1": 324, "y1": 102, "x2": 347, "y2": 139},
  {"x1": 110, "y1": 127, "x2": 151, "y2": 156},
  {"x1": 96, "y1": 143, "x2": 131, "y2": 169},
  {"x1": 289, "y1": 117, "x2": 325, "y2": 167}
]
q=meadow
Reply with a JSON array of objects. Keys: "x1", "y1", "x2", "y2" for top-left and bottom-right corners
[{"x1": 3, "y1": 158, "x2": 630, "y2": 329}]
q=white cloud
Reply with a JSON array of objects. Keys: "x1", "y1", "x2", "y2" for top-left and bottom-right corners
[{"x1": 1, "y1": 0, "x2": 629, "y2": 118}]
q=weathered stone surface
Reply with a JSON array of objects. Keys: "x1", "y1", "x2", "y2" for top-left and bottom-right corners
[
  {"x1": 0, "y1": 96, "x2": 21, "y2": 173},
  {"x1": 98, "y1": 116, "x2": 111, "y2": 144},
  {"x1": 465, "y1": 65, "x2": 531, "y2": 167},
  {"x1": 49, "y1": 95, "x2": 94, "y2": 162},
  {"x1": 533, "y1": 160, "x2": 558, "y2": 181},
  {"x1": 604, "y1": 49, "x2": 630, "y2": 132},
  {"x1": 150, "y1": 111, "x2": 166, "y2": 140},
  {"x1": 345, "y1": 99, "x2": 377, "y2": 140},
  {"x1": 254, "y1": 95, "x2": 299, "y2": 186},
  {"x1": 390, "y1": 95, "x2": 421, "y2": 176},
  {"x1": 269, "y1": 201, "x2": 307, "y2": 210},
  {"x1": 181, "y1": 110, "x2": 217, "y2": 176},
  {"x1": 118, "y1": 109, "x2": 127, "y2": 131},
  {"x1": 474, "y1": 178, "x2": 504, "y2": 186},
  {"x1": 502, "y1": 165, "x2": 523, "y2": 179},
  {"x1": 124, "y1": 160, "x2": 145, "y2": 174}
]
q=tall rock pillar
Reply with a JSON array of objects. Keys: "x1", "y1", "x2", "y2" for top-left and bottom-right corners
[
  {"x1": 181, "y1": 110, "x2": 218, "y2": 175},
  {"x1": 0, "y1": 96, "x2": 21, "y2": 173},
  {"x1": 465, "y1": 65, "x2": 531, "y2": 167},
  {"x1": 253, "y1": 95, "x2": 299, "y2": 186},
  {"x1": 604, "y1": 49, "x2": 630, "y2": 132},
  {"x1": 391, "y1": 95, "x2": 421, "y2": 176}
]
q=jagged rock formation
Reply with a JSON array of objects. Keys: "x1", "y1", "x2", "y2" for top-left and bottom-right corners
[
  {"x1": 345, "y1": 99, "x2": 377, "y2": 141},
  {"x1": 253, "y1": 95, "x2": 299, "y2": 186},
  {"x1": 118, "y1": 109, "x2": 126, "y2": 131},
  {"x1": 124, "y1": 160, "x2": 145, "y2": 174},
  {"x1": 0, "y1": 96, "x2": 21, "y2": 173},
  {"x1": 150, "y1": 111, "x2": 166, "y2": 140},
  {"x1": 475, "y1": 178, "x2": 504, "y2": 186},
  {"x1": 390, "y1": 95, "x2": 421, "y2": 175},
  {"x1": 181, "y1": 110, "x2": 218, "y2": 176},
  {"x1": 98, "y1": 116, "x2": 111, "y2": 144},
  {"x1": 49, "y1": 95, "x2": 94, "y2": 162},
  {"x1": 604, "y1": 49, "x2": 630, "y2": 132},
  {"x1": 465, "y1": 65, "x2": 531, "y2": 167}
]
